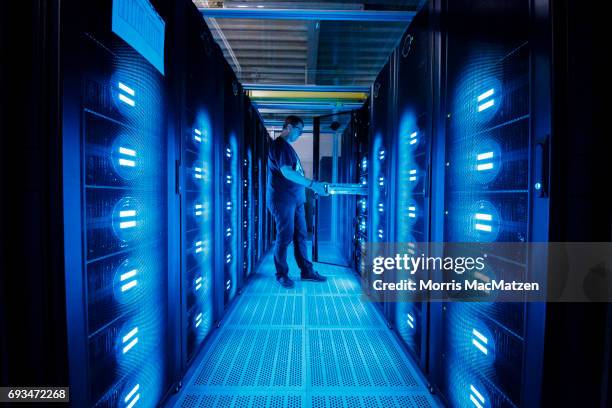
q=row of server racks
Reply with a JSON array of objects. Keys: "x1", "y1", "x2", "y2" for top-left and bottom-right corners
[
  {"x1": 337, "y1": 1, "x2": 609, "y2": 407},
  {"x1": 1, "y1": 0, "x2": 274, "y2": 406}
]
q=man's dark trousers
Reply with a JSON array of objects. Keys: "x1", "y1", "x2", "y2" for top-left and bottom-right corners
[{"x1": 268, "y1": 198, "x2": 314, "y2": 278}]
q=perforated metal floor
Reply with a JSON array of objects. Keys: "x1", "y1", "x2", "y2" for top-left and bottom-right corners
[{"x1": 171, "y1": 248, "x2": 440, "y2": 408}]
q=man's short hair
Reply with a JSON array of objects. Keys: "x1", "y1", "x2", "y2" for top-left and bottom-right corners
[{"x1": 283, "y1": 115, "x2": 304, "y2": 130}]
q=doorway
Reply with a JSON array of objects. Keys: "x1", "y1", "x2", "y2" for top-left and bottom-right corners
[{"x1": 312, "y1": 111, "x2": 356, "y2": 267}]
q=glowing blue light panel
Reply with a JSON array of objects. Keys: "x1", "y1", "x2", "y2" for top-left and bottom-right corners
[
  {"x1": 124, "y1": 384, "x2": 140, "y2": 408},
  {"x1": 119, "y1": 209, "x2": 137, "y2": 229},
  {"x1": 476, "y1": 151, "x2": 494, "y2": 171},
  {"x1": 120, "y1": 269, "x2": 138, "y2": 292},
  {"x1": 194, "y1": 166, "x2": 203, "y2": 179},
  {"x1": 118, "y1": 148, "x2": 137, "y2": 167},
  {"x1": 469, "y1": 384, "x2": 486, "y2": 408},
  {"x1": 122, "y1": 326, "x2": 139, "y2": 354},
  {"x1": 193, "y1": 128, "x2": 203, "y2": 143},
  {"x1": 194, "y1": 203, "x2": 203, "y2": 217},
  {"x1": 409, "y1": 131, "x2": 418, "y2": 145},
  {"x1": 117, "y1": 82, "x2": 136, "y2": 107},
  {"x1": 409, "y1": 168, "x2": 417, "y2": 182},
  {"x1": 477, "y1": 88, "x2": 495, "y2": 112},
  {"x1": 406, "y1": 242, "x2": 416, "y2": 255},
  {"x1": 407, "y1": 313, "x2": 415, "y2": 329},
  {"x1": 474, "y1": 213, "x2": 493, "y2": 232},
  {"x1": 471, "y1": 328, "x2": 489, "y2": 355}
]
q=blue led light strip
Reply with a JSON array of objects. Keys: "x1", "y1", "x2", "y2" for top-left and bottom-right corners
[
  {"x1": 118, "y1": 82, "x2": 136, "y2": 107},
  {"x1": 120, "y1": 269, "x2": 138, "y2": 292},
  {"x1": 122, "y1": 327, "x2": 139, "y2": 354},
  {"x1": 471, "y1": 328, "x2": 489, "y2": 355},
  {"x1": 476, "y1": 151, "x2": 494, "y2": 171},
  {"x1": 407, "y1": 313, "x2": 415, "y2": 329},
  {"x1": 469, "y1": 384, "x2": 486, "y2": 408},
  {"x1": 124, "y1": 384, "x2": 140, "y2": 408},
  {"x1": 474, "y1": 213, "x2": 493, "y2": 232},
  {"x1": 477, "y1": 88, "x2": 495, "y2": 112}
]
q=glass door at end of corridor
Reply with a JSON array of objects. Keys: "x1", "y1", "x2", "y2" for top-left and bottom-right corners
[{"x1": 313, "y1": 111, "x2": 359, "y2": 267}]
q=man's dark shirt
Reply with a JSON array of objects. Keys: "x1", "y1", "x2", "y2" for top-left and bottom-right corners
[{"x1": 267, "y1": 136, "x2": 306, "y2": 204}]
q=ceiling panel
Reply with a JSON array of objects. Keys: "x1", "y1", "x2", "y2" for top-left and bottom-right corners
[{"x1": 193, "y1": 0, "x2": 423, "y2": 130}]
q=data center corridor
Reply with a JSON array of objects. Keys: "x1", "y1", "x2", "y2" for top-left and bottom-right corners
[
  {"x1": 2, "y1": 1, "x2": 609, "y2": 407},
  {"x1": 168, "y1": 246, "x2": 440, "y2": 408}
]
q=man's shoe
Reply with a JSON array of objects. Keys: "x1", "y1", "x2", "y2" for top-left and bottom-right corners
[
  {"x1": 276, "y1": 275, "x2": 295, "y2": 288},
  {"x1": 301, "y1": 270, "x2": 327, "y2": 282}
]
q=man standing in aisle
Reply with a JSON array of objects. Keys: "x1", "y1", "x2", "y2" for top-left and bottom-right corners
[{"x1": 267, "y1": 115, "x2": 328, "y2": 288}]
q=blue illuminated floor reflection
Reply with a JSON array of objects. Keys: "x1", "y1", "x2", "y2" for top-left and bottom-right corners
[{"x1": 170, "y1": 246, "x2": 441, "y2": 407}]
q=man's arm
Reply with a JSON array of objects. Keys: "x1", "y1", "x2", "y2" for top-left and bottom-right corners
[{"x1": 280, "y1": 165, "x2": 328, "y2": 196}]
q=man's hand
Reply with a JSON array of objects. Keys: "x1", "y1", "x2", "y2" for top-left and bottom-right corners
[
  {"x1": 310, "y1": 181, "x2": 329, "y2": 196},
  {"x1": 280, "y1": 165, "x2": 329, "y2": 196}
]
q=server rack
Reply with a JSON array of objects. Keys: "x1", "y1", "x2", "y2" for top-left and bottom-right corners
[
  {"x1": 428, "y1": 1, "x2": 550, "y2": 407},
  {"x1": 353, "y1": 101, "x2": 371, "y2": 278},
  {"x1": 242, "y1": 100, "x2": 255, "y2": 281},
  {"x1": 253, "y1": 117, "x2": 269, "y2": 261},
  {"x1": 391, "y1": 8, "x2": 433, "y2": 369},
  {"x1": 62, "y1": 1, "x2": 173, "y2": 406},
  {"x1": 262, "y1": 132, "x2": 275, "y2": 253},
  {"x1": 336, "y1": 115, "x2": 359, "y2": 265},
  {"x1": 368, "y1": 62, "x2": 394, "y2": 317},
  {"x1": 222, "y1": 67, "x2": 244, "y2": 305},
  {"x1": 252, "y1": 114, "x2": 264, "y2": 263},
  {"x1": 180, "y1": 4, "x2": 222, "y2": 364}
]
